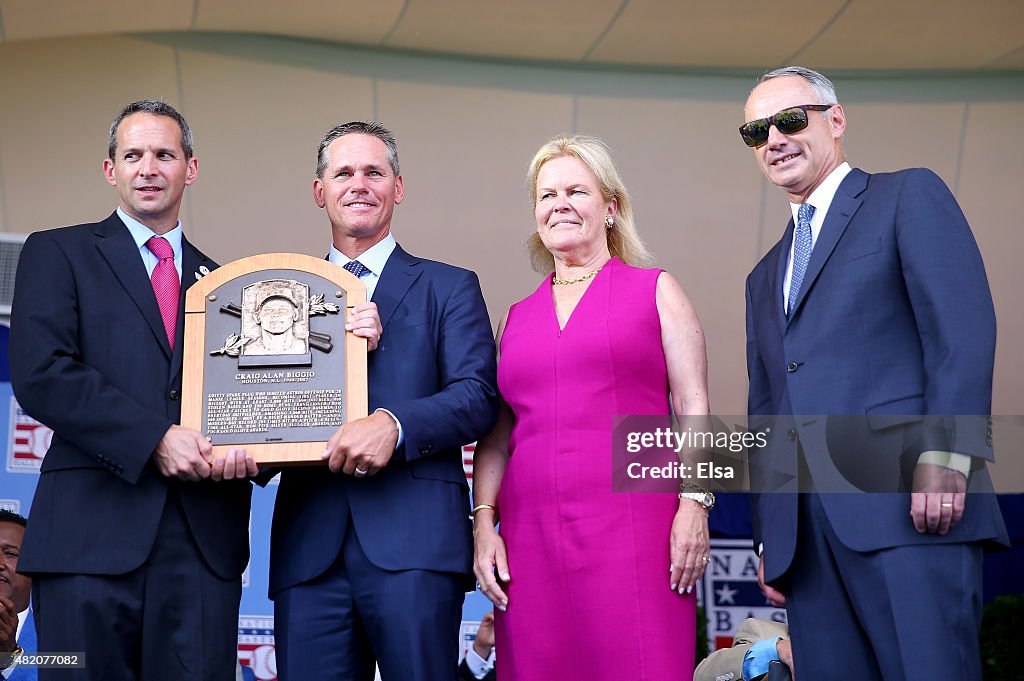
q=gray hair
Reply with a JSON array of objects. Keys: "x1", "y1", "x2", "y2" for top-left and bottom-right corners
[
  {"x1": 108, "y1": 100, "x2": 194, "y2": 160},
  {"x1": 316, "y1": 121, "x2": 400, "y2": 178},
  {"x1": 758, "y1": 66, "x2": 839, "y2": 105}
]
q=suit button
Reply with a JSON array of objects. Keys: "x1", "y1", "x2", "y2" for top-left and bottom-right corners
[
  {"x1": 786, "y1": 362, "x2": 799, "y2": 373},
  {"x1": 168, "y1": 389, "x2": 180, "y2": 400},
  {"x1": 788, "y1": 429, "x2": 797, "y2": 441}
]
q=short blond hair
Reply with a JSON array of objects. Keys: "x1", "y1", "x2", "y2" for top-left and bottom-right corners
[{"x1": 526, "y1": 134, "x2": 652, "y2": 273}]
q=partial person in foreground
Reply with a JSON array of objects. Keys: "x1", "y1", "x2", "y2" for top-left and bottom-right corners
[
  {"x1": 0, "y1": 510, "x2": 34, "y2": 681},
  {"x1": 694, "y1": 618, "x2": 790, "y2": 681},
  {"x1": 9, "y1": 100, "x2": 257, "y2": 681},
  {"x1": 269, "y1": 121, "x2": 498, "y2": 681},
  {"x1": 473, "y1": 134, "x2": 711, "y2": 680},
  {"x1": 459, "y1": 611, "x2": 496, "y2": 681},
  {"x1": 741, "y1": 66, "x2": 1008, "y2": 680}
]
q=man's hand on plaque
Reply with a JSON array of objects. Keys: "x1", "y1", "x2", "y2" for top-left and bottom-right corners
[
  {"x1": 154, "y1": 425, "x2": 213, "y2": 482},
  {"x1": 211, "y1": 449, "x2": 259, "y2": 481},
  {"x1": 347, "y1": 301, "x2": 383, "y2": 351},
  {"x1": 322, "y1": 411, "x2": 399, "y2": 477}
]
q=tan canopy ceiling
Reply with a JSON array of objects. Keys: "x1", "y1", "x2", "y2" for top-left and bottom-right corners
[{"x1": 0, "y1": 0, "x2": 1021, "y2": 71}]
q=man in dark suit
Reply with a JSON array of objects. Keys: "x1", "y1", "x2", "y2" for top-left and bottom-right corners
[
  {"x1": 269, "y1": 122, "x2": 498, "y2": 681},
  {"x1": 9, "y1": 100, "x2": 256, "y2": 681},
  {"x1": 741, "y1": 67, "x2": 1007, "y2": 681}
]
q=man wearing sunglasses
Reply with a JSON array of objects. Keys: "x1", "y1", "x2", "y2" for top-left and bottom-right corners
[{"x1": 741, "y1": 66, "x2": 1006, "y2": 681}]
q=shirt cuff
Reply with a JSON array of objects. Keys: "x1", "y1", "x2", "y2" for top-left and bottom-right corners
[
  {"x1": 374, "y1": 408, "x2": 404, "y2": 448},
  {"x1": 743, "y1": 638, "x2": 781, "y2": 680},
  {"x1": 917, "y1": 450, "x2": 971, "y2": 478},
  {"x1": 465, "y1": 646, "x2": 495, "y2": 679}
]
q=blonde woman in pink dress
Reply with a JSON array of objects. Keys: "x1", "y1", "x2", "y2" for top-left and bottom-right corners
[{"x1": 472, "y1": 135, "x2": 711, "y2": 680}]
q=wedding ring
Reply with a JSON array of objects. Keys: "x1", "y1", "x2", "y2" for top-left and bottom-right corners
[
  {"x1": 702, "y1": 555, "x2": 709, "y2": 563},
  {"x1": 940, "y1": 502, "x2": 953, "y2": 508},
  {"x1": 354, "y1": 467, "x2": 368, "y2": 477}
]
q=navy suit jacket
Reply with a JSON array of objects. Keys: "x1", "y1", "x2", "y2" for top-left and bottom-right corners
[
  {"x1": 9, "y1": 213, "x2": 252, "y2": 579},
  {"x1": 745, "y1": 168, "x2": 1008, "y2": 583},
  {"x1": 269, "y1": 244, "x2": 498, "y2": 595}
]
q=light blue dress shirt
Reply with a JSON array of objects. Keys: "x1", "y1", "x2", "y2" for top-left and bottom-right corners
[{"x1": 117, "y1": 207, "x2": 183, "y2": 280}]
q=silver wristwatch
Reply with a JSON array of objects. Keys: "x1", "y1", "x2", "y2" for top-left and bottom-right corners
[{"x1": 679, "y1": 483, "x2": 715, "y2": 511}]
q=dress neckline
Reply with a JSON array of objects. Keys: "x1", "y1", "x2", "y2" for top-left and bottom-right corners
[{"x1": 549, "y1": 257, "x2": 619, "y2": 333}]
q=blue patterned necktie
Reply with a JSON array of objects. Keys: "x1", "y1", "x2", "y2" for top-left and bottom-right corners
[
  {"x1": 343, "y1": 260, "x2": 371, "y2": 278},
  {"x1": 787, "y1": 203, "x2": 816, "y2": 314}
]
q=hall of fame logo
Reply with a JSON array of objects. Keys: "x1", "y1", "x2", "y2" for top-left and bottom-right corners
[
  {"x1": 0, "y1": 499, "x2": 20, "y2": 514},
  {"x1": 238, "y1": 616, "x2": 277, "y2": 681},
  {"x1": 702, "y1": 538, "x2": 787, "y2": 651},
  {"x1": 7, "y1": 397, "x2": 51, "y2": 472}
]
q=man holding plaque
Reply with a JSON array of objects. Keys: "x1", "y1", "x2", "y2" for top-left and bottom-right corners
[
  {"x1": 9, "y1": 101, "x2": 255, "y2": 681},
  {"x1": 270, "y1": 121, "x2": 498, "y2": 680}
]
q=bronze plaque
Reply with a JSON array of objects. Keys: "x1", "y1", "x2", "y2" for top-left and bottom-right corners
[{"x1": 182, "y1": 253, "x2": 368, "y2": 465}]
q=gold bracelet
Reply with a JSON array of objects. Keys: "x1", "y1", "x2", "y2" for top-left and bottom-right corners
[{"x1": 469, "y1": 503, "x2": 498, "y2": 521}]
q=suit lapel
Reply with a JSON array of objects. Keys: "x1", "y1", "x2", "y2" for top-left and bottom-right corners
[
  {"x1": 373, "y1": 244, "x2": 422, "y2": 330},
  {"x1": 94, "y1": 213, "x2": 172, "y2": 359},
  {"x1": 772, "y1": 221, "x2": 793, "y2": 332},
  {"x1": 786, "y1": 168, "x2": 868, "y2": 324},
  {"x1": 170, "y1": 237, "x2": 213, "y2": 381}
]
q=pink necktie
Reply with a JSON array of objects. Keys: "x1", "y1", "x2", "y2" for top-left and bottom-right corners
[{"x1": 145, "y1": 236, "x2": 180, "y2": 348}]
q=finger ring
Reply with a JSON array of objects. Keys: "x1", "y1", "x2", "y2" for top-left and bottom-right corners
[
  {"x1": 702, "y1": 555, "x2": 709, "y2": 563},
  {"x1": 941, "y1": 502, "x2": 953, "y2": 508},
  {"x1": 354, "y1": 467, "x2": 368, "y2": 477}
]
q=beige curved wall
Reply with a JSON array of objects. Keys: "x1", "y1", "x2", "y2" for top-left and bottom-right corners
[{"x1": 1, "y1": 32, "x2": 1022, "y2": 429}]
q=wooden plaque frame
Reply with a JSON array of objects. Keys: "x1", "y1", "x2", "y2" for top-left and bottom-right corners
[{"x1": 182, "y1": 253, "x2": 367, "y2": 465}]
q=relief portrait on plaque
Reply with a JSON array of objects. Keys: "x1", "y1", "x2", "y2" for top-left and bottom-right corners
[
  {"x1": 246, "y1": 282, "x2": 309, "y2": 358},
  {"x1": 209, "y1": 278, "x2": 343, "y2": 369}
]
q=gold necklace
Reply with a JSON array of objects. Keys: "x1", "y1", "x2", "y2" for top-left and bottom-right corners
[{"x1": 552, "y1": 267, "x2": 602, "y2": 286}]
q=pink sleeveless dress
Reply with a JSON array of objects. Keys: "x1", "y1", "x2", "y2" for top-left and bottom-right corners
[{"x1": 494, "y1": 257, "x2": 696, "y2": 680}]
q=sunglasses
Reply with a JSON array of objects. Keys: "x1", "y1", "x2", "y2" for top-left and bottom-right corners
[{"x1": 739, "y1": 104, "x2": 834, "y2": 148}]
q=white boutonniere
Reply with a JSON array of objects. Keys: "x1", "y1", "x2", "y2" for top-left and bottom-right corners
[{"x1": 194, "y1": 265, "x2": 211, "y2": 281}]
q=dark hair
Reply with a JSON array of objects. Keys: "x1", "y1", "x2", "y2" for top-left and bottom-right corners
[
  {"x1": 316, "y1": 121, "x2": 399, "y2": 178},
  {"x1": 0, "y1": 509, "x2": 27, "y2": 527},
  {"x1": 108, "y1": 100, "x2": 194, "y2": 160}
]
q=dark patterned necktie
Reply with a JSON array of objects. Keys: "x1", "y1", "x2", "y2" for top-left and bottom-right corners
[{"x1": 343, "y1": 260, "x2": 371, "y2": 278}]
